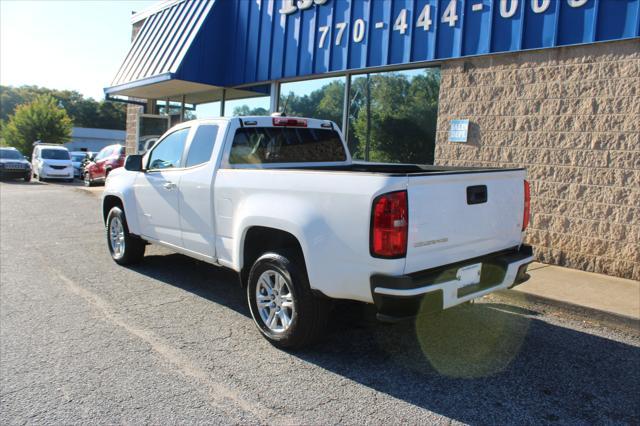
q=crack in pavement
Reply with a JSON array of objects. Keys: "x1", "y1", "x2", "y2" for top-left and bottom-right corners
[{"x1": 51, "y1": 269, "x2": 301, "y2": 425}]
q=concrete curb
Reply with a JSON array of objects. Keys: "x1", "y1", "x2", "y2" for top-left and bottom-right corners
[{"x1": 493, "y1": 289, "x2": 640, "y2": 332}]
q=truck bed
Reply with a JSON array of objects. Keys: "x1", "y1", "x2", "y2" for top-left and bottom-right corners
[{"x1": 251, "y1": 161, "x2": 527, "y2": 275}]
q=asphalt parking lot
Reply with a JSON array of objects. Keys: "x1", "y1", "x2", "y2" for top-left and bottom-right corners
[{"x1": 1, "y1": 180, "x2": 639, "y2": 424}]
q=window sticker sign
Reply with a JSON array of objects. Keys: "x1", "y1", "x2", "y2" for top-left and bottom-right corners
[{"x1": 449, "y1": 119, "x2": 469, "y2": 143}]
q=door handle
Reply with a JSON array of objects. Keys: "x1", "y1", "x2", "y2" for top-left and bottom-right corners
[{"x1": 163, "y1": 182, "x2": 177, "y2": 190}]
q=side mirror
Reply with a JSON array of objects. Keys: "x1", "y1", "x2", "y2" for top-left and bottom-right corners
[{"x1": 124, "y1": 154, "x2": 144, "y2": 172}]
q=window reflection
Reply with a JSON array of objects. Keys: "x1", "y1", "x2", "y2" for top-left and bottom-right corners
[{"x1": 349, "y1": 68, "x2": 440, "y2": 164}]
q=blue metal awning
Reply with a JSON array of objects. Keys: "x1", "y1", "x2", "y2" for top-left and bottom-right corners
[
  {"x1": 107, "y1": 0, "x2": 640, "y2": 103},
  {"x1": 105, "y1": 0, "x2": 220, "y2": 101}
]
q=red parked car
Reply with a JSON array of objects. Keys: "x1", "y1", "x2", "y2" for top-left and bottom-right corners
[{"x1": 83, "y1": 144, "x2": 126, "y2": 186}]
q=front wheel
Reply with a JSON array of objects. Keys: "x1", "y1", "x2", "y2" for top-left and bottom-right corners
[
  {"x1": 106, "y1": 206, "x2": 145, "y2": 265},
  {"x1": 247, "y1": 251, "x2": 330, "y2": 349},
  {"x1": 24, "y1": 174, "x2": 31, "y2": 182}
]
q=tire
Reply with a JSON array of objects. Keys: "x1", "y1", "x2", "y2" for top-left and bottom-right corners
[
  {"x1": 24, "y1": 174, "x2": 31, "y2": 182},
  {"x1": 106, "y1": 206, "x2": 145, "y2": 265},
  {"x1": 247, "y1": 251, "x2": 330, "y2": 349}
]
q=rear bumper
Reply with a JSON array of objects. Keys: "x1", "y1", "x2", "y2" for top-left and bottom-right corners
[{"x1": 370, "y1": 245, "x2": 534, "y2": 321}]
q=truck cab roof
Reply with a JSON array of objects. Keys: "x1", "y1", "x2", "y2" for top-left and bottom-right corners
[{"x1": 175, "y1": 116, "x2": 338, "y2": 129}]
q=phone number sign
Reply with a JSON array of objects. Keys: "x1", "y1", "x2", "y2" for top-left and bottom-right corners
[
  {"x1": 449, "y1": 119, "x2": 469, "y2": 142},
  {"x1": 223, "y1": 0, "x2": 639, "y2": 85}
]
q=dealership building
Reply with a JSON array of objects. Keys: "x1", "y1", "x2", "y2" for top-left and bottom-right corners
[{"x1": 105, "y1": 0, "x2": 639, "y2": 280}]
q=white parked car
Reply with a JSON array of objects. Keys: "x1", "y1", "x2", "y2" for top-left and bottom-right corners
[
  {"x1": 31, "y1": 144, "x2": 74, "y2": 182},
  {"x1": 102, "y1": 116, "x2": 534, "y2": 348}
]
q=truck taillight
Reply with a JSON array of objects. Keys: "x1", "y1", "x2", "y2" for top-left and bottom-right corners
[
  {"x1": 523, "y1": 180, "x2": 530, "y2": 231},
  {"x1": 272, "y1": 117, "x2": 307, "y2": 127},
  {"x1": 370, "y1": 190, "x2": 408, "y2": 258}
]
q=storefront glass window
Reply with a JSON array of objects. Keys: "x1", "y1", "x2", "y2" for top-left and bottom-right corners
[
  {"x1": 225, "y1": 96, "x2": 270, "y2": 117},
  {"x1": 194, "y1": 101, "x2": 222, "y2": 119},
  {"x1": 278, "y1": 76, "x2": 345, "y2": 131},
  {"x1": 348, "y1": 68, "x2": 440, "y2": 164}
]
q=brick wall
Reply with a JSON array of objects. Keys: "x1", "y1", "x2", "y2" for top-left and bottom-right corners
[
  {"x1": 125, "y1": 104, "x2": 142, "y2": 154},
  {"x1": 123, "y1": 18, "x2": 148, "y2": 155},
  {"x1": 434, "y1": 38, "x2": 640, "y2": 280}
]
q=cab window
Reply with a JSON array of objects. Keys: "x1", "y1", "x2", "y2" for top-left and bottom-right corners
[
  {"x1": 185, "y1": 125, "x2": 219, "y2": 167},
  {"x1": 148, "y1": 128, "x2": 190, "y2": 170}
]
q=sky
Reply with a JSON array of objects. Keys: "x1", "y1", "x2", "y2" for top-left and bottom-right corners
[
  {"x1": 0, "y1": 0, "x2": 318, "y2": 116},
  {"x1": 0, "y1": 0, "x2": 425, "y2": 117},
  {"x1": 0, "y1": 0, "x2": 154, "y2": 100}
]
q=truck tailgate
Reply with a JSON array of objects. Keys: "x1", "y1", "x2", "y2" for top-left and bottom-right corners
[{"x1": 405, "y1": 169, "x2": 526, "y2": 274}]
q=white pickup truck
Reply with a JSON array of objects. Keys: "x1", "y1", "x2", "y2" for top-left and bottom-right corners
[{"x1": 102, "y1": 116, "x2": 533, "y2": 348}]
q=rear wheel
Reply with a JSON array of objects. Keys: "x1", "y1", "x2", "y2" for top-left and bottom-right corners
[
  {"x1": 247, "y1": 251, "x2": 330, "y2": 349},
  {"x1": 106, "y1": 206, "x2": 145, "y2": 265}
]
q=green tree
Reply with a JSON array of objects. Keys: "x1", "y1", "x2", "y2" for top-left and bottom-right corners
[
  {"x1": 2, "y1": 95, "x2": 72, "y2": 153},
  {"x1": 232, "y1": 104, "x2": 268, "y2": 116},
  {"x1": 351, "y1": 70, "x2": 440, "y2": 164},
  {"x1": 279, "y1": 80, "x2": 345, "y2": 125},
  {"x1": 0, "y1": 85, "x2": 126, "y2": 130}
]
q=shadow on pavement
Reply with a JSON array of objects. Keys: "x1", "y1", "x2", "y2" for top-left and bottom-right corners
[
  {"x1": 129, "y1": 252, "x2": 640, "y2": 424},
  {"x1": 129, "y1": 253, "x2": 248, "y2": 317}
]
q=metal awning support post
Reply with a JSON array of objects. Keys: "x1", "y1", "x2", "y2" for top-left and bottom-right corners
[
  {"x1": 365, "y1": 73, "x2": 371, "y2": 162},
  {"x1": 220, "y1": 89, "x2": 226, "y2": 116},
  {"x1": 342, "y1": 73, "x2": 351, "y2": 147},
  {"x1": 180, "y1": 95, "x2": 185, "y2": 121},
  {"x1": 270, "y1": 82, "x2": 279, "y2": 113}
]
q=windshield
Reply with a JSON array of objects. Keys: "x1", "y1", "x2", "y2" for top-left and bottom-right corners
[
  {"x1": 71, "y1": 154, "x2": 86, "y2": 162},
  {"x1": 0, "y1": 150, "x2": 23, "y2": 160},
  {"x1": 230, "y1": 127, "x2": 347, "y2": 164},
  {"x1": 41, "y1": 149, "x2": 70, "y2": 160}
]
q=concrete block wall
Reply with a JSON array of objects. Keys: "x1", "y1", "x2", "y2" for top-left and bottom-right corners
[
  {"x1": 125, "y1": 104, "x2": 142, "y2": 155},
  {"x1": 434, "y1": 39, "x2": 640, "y2": 280},
  {"x1": 124, "y1": 18, "x2": 147, "y2": 155}
]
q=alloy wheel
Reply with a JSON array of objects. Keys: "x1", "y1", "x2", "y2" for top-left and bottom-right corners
[
  {"x1": 256, "y1": 269, "x2": 295, "y2": 333},
  {"x1": 109, "y1": 216, "x2": 125, "y2": 259}
]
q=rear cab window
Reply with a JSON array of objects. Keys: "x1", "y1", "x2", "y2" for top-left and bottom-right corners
[{"x1": 229, "y1": 126, "x2": 346, "y2": 165}]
